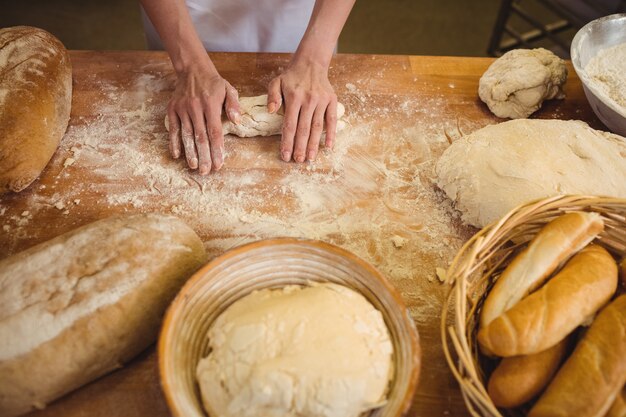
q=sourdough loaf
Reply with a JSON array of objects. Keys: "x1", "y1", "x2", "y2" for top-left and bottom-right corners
[
  {"x1": 0, "y1": 214, "x2": 207, "y2": 417},
  {"x1": 528, "y1": 295, "x2": 626, "y2": 417},
  {"x1": 478, "y1": 244, "x2": 617, "y2": 356},
  {"x1": 0, "y1": 26, "x2": 72, "y2": 194}
]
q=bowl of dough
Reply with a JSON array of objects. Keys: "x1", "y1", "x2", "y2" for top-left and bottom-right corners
[
  {"x1": 571, "y1": 13, "x2": 626, "y2": 136},
  {"x1": 442, "y1": 195, "x2": 626, "y2": 417},
  {"x1": 158, "y1": 238, "x2": 421, "y2": 417}
]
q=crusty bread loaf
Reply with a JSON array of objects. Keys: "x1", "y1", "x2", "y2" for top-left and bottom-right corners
[
  {"x1": 0, "y1": 214, "x2": 207, "y2": 417},
  {"x1": 478, "y1": 244, "x2": 617, "y2": 356},
  {"x1": 480, "y1": 212, "x2": 604, "y2": 328},
  {"x1": 0, "y1": 26, "x2": 72, "y2": 194},
  {"x1": 487, "y1": 337, "x2": 570, "y2": 408},
  {"x1": 528, "y1": 295, "x2": 626, "y2": 417},
  {"x1": 607, "y1": 388, "x2": 626, "y2": 417},
  {"x1": 621, "y1": 258, "x2": 626, "y2": 288}
]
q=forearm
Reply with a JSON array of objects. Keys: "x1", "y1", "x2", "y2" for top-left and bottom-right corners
[
  {"x1": 140, "y1": 0, "x2": 217, "y2": 75},
  {"x1": 293, "y1": 0, "x2": 356, "y2": 68}
]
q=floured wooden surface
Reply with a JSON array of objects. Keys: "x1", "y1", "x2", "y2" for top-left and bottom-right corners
[{"x1": 0, "y1": 52, "x2": 601, "y2": 417}]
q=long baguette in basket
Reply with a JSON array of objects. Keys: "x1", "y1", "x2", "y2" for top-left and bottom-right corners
[
  {"x1": 528, "y1": 295, "x2": 626, "y2": 417},
  {"x1": 478, "y1": 244, "x2": 617, "y2": 356},
  {"x1": 480, "y1": 212, "x2": 604, "y2": 328}
]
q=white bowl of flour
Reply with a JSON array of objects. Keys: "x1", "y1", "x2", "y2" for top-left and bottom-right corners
[{"x1": 571, "y1": 14, "x2": 626, "y2": 136}]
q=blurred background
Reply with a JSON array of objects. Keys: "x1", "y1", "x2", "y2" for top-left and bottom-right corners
[{"x1": 0, "y1": 0, "x2": 624, "y2": 57}]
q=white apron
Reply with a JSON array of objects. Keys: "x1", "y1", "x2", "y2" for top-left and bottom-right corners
[{"x1": 142, "y1": 0, "x2": 315, "y2": 53}]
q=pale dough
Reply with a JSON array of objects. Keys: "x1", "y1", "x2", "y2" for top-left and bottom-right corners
[
  {"x1": 164, "y1": 94, "x2": 346, "y2": 137},
  {"x1": 196, "y1": 283, "x2": 393, "y2": 417},
  {"x1": 435, "y1": 119, "x2": 626, "y2": 228},
  {"x1": 479, "y1": 48, "x2": 567, "y2": 119}
]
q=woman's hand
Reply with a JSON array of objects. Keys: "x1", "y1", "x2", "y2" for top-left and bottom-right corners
[
  {"x1": 167, "y1": 67, "x2": 240, "y2": 174},
  {"x1": 267, "y1": 59, "x2": 337, "y2": 163}
]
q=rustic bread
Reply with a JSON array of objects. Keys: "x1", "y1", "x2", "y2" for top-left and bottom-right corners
[
  {"x1": 487, "y1": 337, "x2": 570, "y2": 408},
  {"x1": 480, "y1": 212, "x2": 604, "y2": 328},
  {"x1": 528, "y1": 295, "x2": 626, "y2": 417},
  {"x1": 478, "y1": 244, "x2": 617, "y2": 356},
  {"x1": 0, "y1": 26, "x2": 72, "y2": 194},
  {"x1": 0, "y1": 214, "x2": 207, "y2": 417}
]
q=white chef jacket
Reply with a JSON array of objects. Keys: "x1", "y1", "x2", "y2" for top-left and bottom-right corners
[{"x1": 142, "y1": 0, "x2": 315, "y2": 53}]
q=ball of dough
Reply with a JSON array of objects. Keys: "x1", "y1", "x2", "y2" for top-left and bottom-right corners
[
  {"x1": 435, "y1": 119, "x2": 626, "y2": 228},
  {"x1": 196, "y1": 283, "x2": 393, "y2": 417},
  {"x1": 478, "y1": 48, "x2": 567, "y2": 119}
]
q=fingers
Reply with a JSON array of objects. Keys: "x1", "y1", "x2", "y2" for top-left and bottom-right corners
[
  {"x1": 293, "y1": 102, "x2": 315, "y2": 163},
  {"x1": 206, "y1": 101, "x2": 225, "y2": 171},
  {"x1": 267, "y1": 78, "x2": 282, "y2": 114},
  {"x1": 179, "y1": 112, "x2": 198, "y2": 170},
  {"x1": 167, "y1": 105, "x2": 182, "y2": 159},
  {"x1": 307, "y1": 104, "x2": 326, "y2": 161},
  {"x1": 224, "y1": 82, "x2": 240, "y2": 123},
  {"x1": 280, "y1": 95, "x2": 301, "y2": 162},
  {"x1": 189, "y1": 104, "x2": 211, "y2": 175},
  {"x1": 324, "y1": 98, "x2": 338, "y2": 150}
]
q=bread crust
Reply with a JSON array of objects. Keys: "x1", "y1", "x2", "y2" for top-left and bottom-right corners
[
  {"x1": 0, "y1": 214, "x2": 207, "y2": 417},
  {"x1": 0, "y1": 26, "x2": 72, "y2": 194},
  {"x1": 528, "y1": 295, "x2": 626, "y2": 417},
  {"x1": 480, "y1": 212, "x2": 604, "y2": 328},
  {"x1": 478, "y1": 244, "x2": 617, "y2": 356},
  {"x1": 487, "y1": 337, "x2": 570, "y2": 408}
]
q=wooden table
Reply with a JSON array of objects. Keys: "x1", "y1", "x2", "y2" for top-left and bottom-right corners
[{"x1": 0, "y1": 52, "x2": 602, "y2": 417}]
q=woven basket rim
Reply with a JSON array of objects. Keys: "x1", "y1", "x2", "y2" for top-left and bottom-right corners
[{"x1": 441, "y1": 194, "x2": 626, "y2": 417}]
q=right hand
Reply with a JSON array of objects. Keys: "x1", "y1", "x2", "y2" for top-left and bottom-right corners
[{"x1": 167, "y1": 67, "x2": 240, "y2": 175}]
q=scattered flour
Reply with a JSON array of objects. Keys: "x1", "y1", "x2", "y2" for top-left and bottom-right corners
[{"x1": 0, "y1": 61, "x2": 479, "y2": 328}]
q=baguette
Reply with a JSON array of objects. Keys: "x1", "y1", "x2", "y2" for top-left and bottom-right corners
[
  {"x1": 0, "y1": 214, "x2": 207, "y2": 417},
  {"x1": 480, "y1": 212, "x2": 604, "y2": 328},
  {"x1": 487, "y1": 337, "x2": 570, "y2": 408},
  {"x1": 0, "y1": 26, "x2": 72, "y2": 194},
  {"x1": 478, "y1": 244, "x2": 617, "y2": 356},
  {"x1": 607, "y1": 388, "x2": 626, "y2": 417},
  {"x1": 529, "y1": 295, "x2": 626, "y2": 417}
]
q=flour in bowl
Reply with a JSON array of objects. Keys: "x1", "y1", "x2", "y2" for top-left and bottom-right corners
[{"x1": 585, "y1": 42, "x2": 626, "y2": 112}]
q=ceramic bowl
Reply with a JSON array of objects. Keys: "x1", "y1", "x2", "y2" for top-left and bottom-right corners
[
  {"x1": 571, "y1": 13, "x2": 626, "y2": 136},
  {"x1": 158, "y1": 238, "x2": 421, "y2": 417}
]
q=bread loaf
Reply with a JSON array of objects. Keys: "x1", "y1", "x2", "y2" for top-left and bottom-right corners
[
  {"x1": 621, "y1": 258, "x2": 626, "y2": 287},
  {"x1": 0, "y1": 214, "x2": 207, "y2": 417},
  {"x1": 0, "y1": 26, "x2": 72, "y2": 194},
  {"x1": 478, "y1": 244, "x2": 617, "y2": 356},
  {"x1": 528, "y1": 295, "x2": 626, "y2": 417},
  {"x1": 480, "y1": 212, "x2": 604, "y2": 328},
  {"x1": 487, "y1": 337, "x2": 570, "y2": 408}
]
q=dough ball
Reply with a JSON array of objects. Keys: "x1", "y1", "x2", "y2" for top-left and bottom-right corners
[
  {"x1": 435, "y1": 119, "x2": 626, "y2": 228},
  {"x1": 196, "y1": 283, "x2": 393, "y2": 417},
  {"x1": 479, "y1": 48, "x2": 567, "y2": 119},
  {"x1": 164, "y1": 95, "x2": 346, "y2": 138}
]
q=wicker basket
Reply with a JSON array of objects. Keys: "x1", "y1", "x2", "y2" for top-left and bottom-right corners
[
  {"x1": 441, "y1": 195, "x2": 626, "y2": 417},
  {"x1": 159, "y1": 238, "x2": 421, "y2": 417}
]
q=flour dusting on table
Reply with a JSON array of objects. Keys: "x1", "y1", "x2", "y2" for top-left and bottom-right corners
[{"x1": 0, "y1": 63, "x2": 477, "y2": 326}]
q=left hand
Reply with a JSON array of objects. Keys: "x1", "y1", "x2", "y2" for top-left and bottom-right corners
[{"x1": 267, "y1": 60, "x2": 338, "y2": 163}]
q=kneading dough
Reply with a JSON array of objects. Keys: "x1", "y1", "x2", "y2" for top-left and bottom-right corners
[
  {"x1": 479, "y1": 48, "x2": 567, "y2": 119},
  {"x1": 196, "y1": 283, "x2": 393, "y2": 417},
  {"x1": 435, "y1": 119, "x2": 626, "y2": 228},
  {"x1": 165, "y1": 94, "x2": 346, "y2": 137}
]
